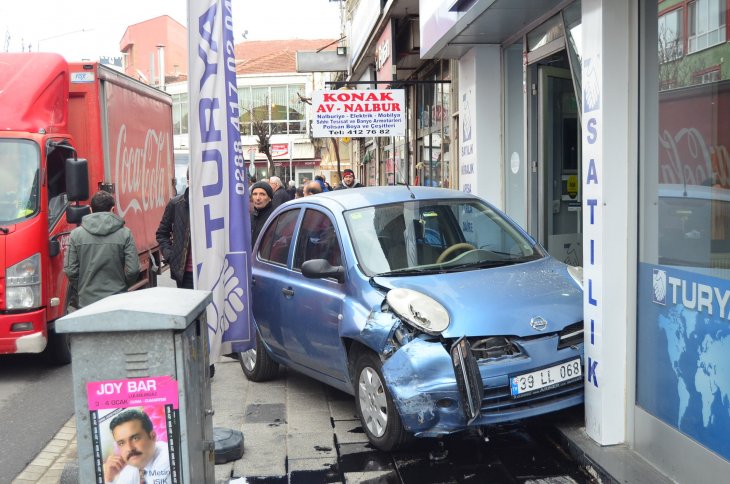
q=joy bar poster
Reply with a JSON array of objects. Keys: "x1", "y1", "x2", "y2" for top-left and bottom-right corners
[{"x1": 86, "y1": 376, "x2": 180, "y2": 484}]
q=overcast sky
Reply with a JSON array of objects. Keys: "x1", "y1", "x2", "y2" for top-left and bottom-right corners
[{"x1": 1, "y1": 0, "x2": 342, "y2": 61}]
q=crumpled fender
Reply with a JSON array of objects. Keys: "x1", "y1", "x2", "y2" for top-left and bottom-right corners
[
  {"x1": 381, "y1": 339, "x2": 464, "y2": 434},
  {"x1": 341, "y1": 308, "x2": 400, "y2": 353}
]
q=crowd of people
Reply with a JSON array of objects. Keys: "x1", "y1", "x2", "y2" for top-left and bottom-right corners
[{"x1": 248, "y1": 169, "x2": 364, "y2": 243}]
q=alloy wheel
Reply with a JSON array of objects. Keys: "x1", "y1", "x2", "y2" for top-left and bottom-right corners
[{"x1": 358, "y1": 366, "x2": 388, "y2": 438}]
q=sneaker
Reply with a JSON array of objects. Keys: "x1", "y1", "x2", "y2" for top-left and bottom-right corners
[{"x1": 209, "y1": 364, "x2": 216, "y2": 379}]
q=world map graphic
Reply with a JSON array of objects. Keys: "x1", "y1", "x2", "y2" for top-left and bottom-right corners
[{"x1": 639, "y1": 264, "x2": 730, "y2": 461}]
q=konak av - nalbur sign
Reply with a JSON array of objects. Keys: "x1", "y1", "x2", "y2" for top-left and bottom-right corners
[{"x1": 312, "y1": 89, "x2": 405, "y2": 138}]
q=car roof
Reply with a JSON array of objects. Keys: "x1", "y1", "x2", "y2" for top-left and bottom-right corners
[{"x1": 287, "y1": 186, "x2": 481, "y2": 212}]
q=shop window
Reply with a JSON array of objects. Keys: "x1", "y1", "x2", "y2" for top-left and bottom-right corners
[{"x1": 239, "y1": 84, "x2": 306, "y2": 136}]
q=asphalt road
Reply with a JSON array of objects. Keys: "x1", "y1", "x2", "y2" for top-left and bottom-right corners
[{"x1": 0, "y1": 353, "x2": 73, "y2": 483}]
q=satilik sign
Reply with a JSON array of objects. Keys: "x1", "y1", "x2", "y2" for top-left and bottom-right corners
[{"x1": 312, "y1": 89, "x2": 405, "y2": 137}]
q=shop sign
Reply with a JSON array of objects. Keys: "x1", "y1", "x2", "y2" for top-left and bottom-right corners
[
  {"x1": 270, "y1": 143, "x2": 289, "y2": 158},
  {"x1": 312, "y1": 89, "x2": 406, "y2": 137},
  {"x1": 375, "y1": 20, "x2": 393, "y2": 82}
]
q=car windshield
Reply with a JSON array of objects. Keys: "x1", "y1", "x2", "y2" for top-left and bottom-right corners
[
  {"x1": 0, "y1": 140, "x2": 40, "y2": 225},
  {"x1": 344, "y1": 199, "x2": 543, "y2": 277}
]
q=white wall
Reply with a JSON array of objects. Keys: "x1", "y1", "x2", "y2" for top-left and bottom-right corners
[{"x1": 458, "y1": 45, "x2": 503, "y2": 208}]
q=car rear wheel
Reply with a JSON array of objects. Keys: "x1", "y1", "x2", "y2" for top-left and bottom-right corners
[
  {"x1": 354, "y1": 351, "x2": 410, "y2": 451},
  {"x1": 239, "y1": 334, "x2": 279, "y2": 382}
]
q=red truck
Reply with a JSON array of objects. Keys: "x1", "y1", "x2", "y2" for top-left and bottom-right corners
[{"x1": 0, "y1": 53, "x2": 174, "y2": 363}]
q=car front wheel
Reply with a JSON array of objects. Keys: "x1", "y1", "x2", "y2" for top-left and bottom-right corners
[
  {"x1": 354, "y1": 351, "x2": 410, "y2": 451},
  {"x1": 239, "y1": 334, "x2": 279, "y2": 382}
]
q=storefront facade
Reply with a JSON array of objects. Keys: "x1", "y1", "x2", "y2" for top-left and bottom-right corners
[{"x1": 416, "y1": 0, "x2": 730, "y2": 481}]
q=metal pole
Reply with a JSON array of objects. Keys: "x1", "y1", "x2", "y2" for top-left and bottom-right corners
[{"x1": 289, "y1": 139, "x2": 293, "y2": 184}]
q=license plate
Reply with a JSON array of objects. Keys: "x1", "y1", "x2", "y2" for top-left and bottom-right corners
[{"x1": 510, "y1": 358, "x2": 582, "y2": 398}]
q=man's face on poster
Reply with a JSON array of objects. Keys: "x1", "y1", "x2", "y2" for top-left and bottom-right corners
[{"x1": 112, "y1": 419, "x2": 157, "y2": 469}]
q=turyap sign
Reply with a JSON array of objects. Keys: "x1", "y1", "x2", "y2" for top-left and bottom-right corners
[{"x1": 312, "y1": 89, "x2": 405, "y2": 137}]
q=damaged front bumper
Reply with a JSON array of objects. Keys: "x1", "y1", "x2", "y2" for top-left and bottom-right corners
[{"x1": 378, "y1": 334, "x2": 584, "y2": 438}]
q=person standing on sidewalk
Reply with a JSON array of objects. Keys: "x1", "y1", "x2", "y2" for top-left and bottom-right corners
[
  {"x1": 156, "y1": 171, "x2": 216, "y2": 377},
  {"x1": 63, "y1": 190, "x2": 139, "y2": 309},
  {"x1": 156, "y1": 171, "x2": 193, "y2": 289},
  {"x1": 250, "y1": 180, "x2": 275, "y2": 244},
  {"x1": 268, "y1": 175, "x2": 291, "y2": 209}
]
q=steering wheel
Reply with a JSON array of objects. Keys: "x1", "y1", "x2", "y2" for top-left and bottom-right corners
[{"x1": 436, "y1": 243, "x2": 477, "y2": 263}]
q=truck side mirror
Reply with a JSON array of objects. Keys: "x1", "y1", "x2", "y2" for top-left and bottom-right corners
[
  {"x1": 66, "y1": 158, "x2": 89, "y2": 202},
  {"x1": 49, "y1": 239, "x2": 60, "y2": 257},
  {"x1": 66, "y1": 204, "x2": 91, "y2": 225}
]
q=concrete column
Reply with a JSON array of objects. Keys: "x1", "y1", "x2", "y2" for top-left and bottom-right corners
[{"x1": 581, "y1": 0, "x2": 636, "y2": 445}]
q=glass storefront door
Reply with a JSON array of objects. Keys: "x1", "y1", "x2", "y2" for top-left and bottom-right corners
[{"x1": 527, "y1": 52, "x2": 583, "y2": 265}]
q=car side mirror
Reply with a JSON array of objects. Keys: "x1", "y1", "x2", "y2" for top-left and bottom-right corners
[{"x1": 301, "y1": 259, "x2": 345, "y2": 283}]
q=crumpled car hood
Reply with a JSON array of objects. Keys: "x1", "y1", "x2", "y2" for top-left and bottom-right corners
[{"x1": 372, "y1": 257, "x2": 582, "y2": 338}]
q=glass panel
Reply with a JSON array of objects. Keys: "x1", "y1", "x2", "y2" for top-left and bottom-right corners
[
  {"x1": 270, "y1": 86, "x2": 287, "y2": 120},
  {"x1": 563, "y1": 1, "x2": 583, "y2": 114},
  {"x1": 294, "y1": 209, "x2": 342, "y2": 269},
  {"x1": 527, "y1": 13, "x2": 564, "y2": 52},
  {"x1": 638, "y1": 0, "x2": 730, "y2": 463},
  {"x1": 251, "y1": 87, "x2": 269, "y2": 121},
  {"x1": 344, "y1": 200, "x2": 542, "y2": 276},
  {"x1": 258, "y1": 209, "x2": 300, "y2": 265},
  {"x1": 503, "y1": 43, "x2": 526, "y2": 228},
  {"x1": 0, "y1": 140, "x2": 40, "y2": 223}
]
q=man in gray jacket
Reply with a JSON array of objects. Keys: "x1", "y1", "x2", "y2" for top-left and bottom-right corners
[{"x1": 64, "y1": 190, "x2": 140, "y2": 308}]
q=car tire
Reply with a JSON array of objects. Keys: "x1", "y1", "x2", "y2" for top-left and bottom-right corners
[
  {"x1": 354, "y1": 351, "x2": 410, "y2": 451},
  {"x1": 239, "y1": 334, "x2": 279, "y2": 381}
]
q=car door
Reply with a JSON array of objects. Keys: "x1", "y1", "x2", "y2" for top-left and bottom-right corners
[
  {"x1": 252, "y1": 207, "x2": 301, "y2": 359},
  {"x1": 281, "y1": 208, "x2": 348, "y2": 382}
]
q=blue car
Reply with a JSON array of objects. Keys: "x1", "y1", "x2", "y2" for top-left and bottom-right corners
[{"x1": 242, "y1": 186, "x2": 584, "y2": 450}]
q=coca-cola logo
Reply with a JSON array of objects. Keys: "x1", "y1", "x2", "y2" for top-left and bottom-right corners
[
  {"x1": 114, "y1": 124, "x2": 170, "y2": 217},
  {"x1": 659, "y1": 127, "x2": 730, "y2": 187}
]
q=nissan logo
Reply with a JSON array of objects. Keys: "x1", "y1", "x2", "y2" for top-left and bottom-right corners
[{"x1": 530, "y1": 317, "x2": 548, "y2": 331}]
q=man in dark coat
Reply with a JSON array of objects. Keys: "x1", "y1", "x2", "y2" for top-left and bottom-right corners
[
  {"x1": 156, "y1": 183, "x2": 193, "y2": 289},
  {"x1": 268, "y1": 176, "x2": 291, "y2": 209},
  {"x1": 64, "y1": 190, "x2": 140, "y2": 308},
  {"x1": 334, "y1": 169, "x2": 364, "y2": 190},
  {"x1": 250, "y1": 180, "x2": 275, "y2": 245}
]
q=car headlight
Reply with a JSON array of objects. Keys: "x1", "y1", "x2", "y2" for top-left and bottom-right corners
[
  {"x1": 6, "y1": 253, "x2": 42, "y2": 309},
  {"x1": 386, "y1": 288, "x2": 450, "y2": 335},
  {"x1": 567, "y1": 265, "x2": 583, "y2": 289}
]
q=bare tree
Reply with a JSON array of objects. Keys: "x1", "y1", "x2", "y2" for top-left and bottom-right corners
[
  {"x1": 241, "y1": 96, "x2": 280, "y2": 177},
  {"x1": 251, "y1": 119, "x2": 280, "y2": 176}
]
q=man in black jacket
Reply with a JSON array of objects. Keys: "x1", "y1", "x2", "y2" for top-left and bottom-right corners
[
  {"x1": 156, "y1": 180, "x2": 193, "y2": 289},
  {"x1": 250, "y1": 180, "x2": 275, "y2": 245},
  {"x1": 156, "y1": 171, "x2": 217, "y2": 377},
  {"x1": 268, "y1": 176, "x2": 291, "y2": 208}
]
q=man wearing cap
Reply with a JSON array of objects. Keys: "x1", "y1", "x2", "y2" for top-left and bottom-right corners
[
  {"x1": 334, "y1": 169, "x2": 364, "y2": 190},
  {"x1": 250, "y1": 181, "x2": 275, "y2": 244}
]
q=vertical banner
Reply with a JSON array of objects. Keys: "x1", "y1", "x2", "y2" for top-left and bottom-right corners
[{"x1": 188, "y1": 0, "x2": 254, "y2": 360}]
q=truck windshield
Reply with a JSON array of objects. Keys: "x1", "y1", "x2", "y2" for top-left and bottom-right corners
[{"x1": 0, "y1": 140, "x2": 40, "y2": 225}]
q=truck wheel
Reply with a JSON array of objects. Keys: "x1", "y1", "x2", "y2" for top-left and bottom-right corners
[
  {"x1": 44, "y1": 328, "x2": 71, "y2": 365},
  {"x1": 354, "y1": 351, "x2": 410, "y2": 451},
  {"x1": 239, "y1": 334, "x2": 278, "y2": 382}
]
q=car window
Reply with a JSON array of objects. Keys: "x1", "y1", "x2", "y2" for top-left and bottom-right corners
[
  {"x1": 345, "y1": 200, "x2": 541, "y2": 276},
  {"x1": 293, "y1": 209, "x2": 342, "y2": 270},
  {"x1": 258, "y1": 209, "x2": 299, "y2": 265}
]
